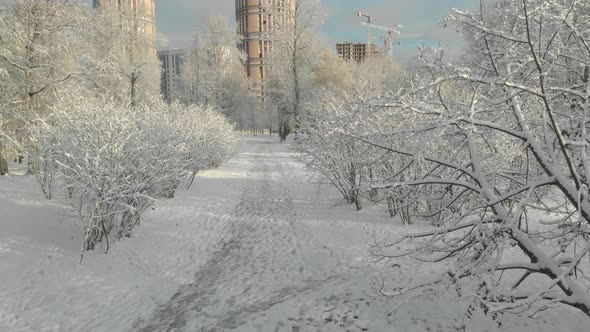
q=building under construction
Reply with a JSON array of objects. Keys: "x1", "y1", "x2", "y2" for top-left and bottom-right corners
[
  {"x1": 336, "y1": 42, "x2": 381, "y2": 63},
  {"x1": 235, "y1": 0, "x2": 296, "y2": 101}
]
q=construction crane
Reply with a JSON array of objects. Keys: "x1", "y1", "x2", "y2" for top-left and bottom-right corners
[
  {"x1": 357, "y1": 11, "x2": 373, "y2": 45},
  {"x1": 361, "y1": 22, "x2": 403, "y2": 58}
]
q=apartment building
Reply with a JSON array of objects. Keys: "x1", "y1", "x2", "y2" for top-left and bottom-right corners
[
  {"x1": 158, "y1": 49, "x2": 189, "y2": 104},
  {"x1": 235, "y1": 0, "x2": 296, "y2": 100}
]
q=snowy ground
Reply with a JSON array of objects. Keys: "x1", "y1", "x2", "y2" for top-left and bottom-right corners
[{"x1": 0, "y1": 136, "x2": 588, "y2": 331}]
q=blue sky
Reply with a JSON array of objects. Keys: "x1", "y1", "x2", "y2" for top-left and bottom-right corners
[{"x1": 85, "y1": 0, "x2": 480, "y2": 61}]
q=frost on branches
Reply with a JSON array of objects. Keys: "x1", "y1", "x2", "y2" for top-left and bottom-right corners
[
  {"x1": 0, "y1": 1, "x2": 238, "y2": 260},
  {"x1": 30, "y1": 99, "x2": 236, "y2": 261},
  {"x1": 298, "y1": 0, "x2": 590, "y2": 319},
  {"x1": 295, "y1": 57, "x2": 405, "y2": 212}
]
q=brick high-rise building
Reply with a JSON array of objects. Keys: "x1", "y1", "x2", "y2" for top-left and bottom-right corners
[{"x1": 235, "y1": 0, "x2": 295, "y2": 101}]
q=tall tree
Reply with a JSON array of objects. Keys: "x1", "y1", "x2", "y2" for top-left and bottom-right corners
[
  {"x1": 89, "y1": 2, "x2": 160, "y2": 107},
  {"x1": 0, "y1": 0, "x2": 86, "y2": 174},
  {"x1": 309, "y1": 48, "x2": 353, "y2": 95},
  {"x1": 181, "y1": 15, "x2": 254, "y2": 124},
  {"x1": 266, "y1": 0, "x2": 324, "y2": 141}
]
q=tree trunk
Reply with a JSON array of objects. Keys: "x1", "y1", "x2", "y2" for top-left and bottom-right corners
[
  {"x1": 368, "y1": 167, "x2": 378, "y2": 202},
  {"x1": 353, "y1": 189, "x2": 362, "y2": 211},
  {"x1": 130, "y1": 72, "x2": 138, "y2": 107},
  {"x1": 387, "y1": 195, "x2": 397, "y2": 217},
  {"x1": 292, "y1": 53, "x2": 300, "y2": 130},
  {"x1": 278, "y1": 105, "x2": 290, "y2": 142},
  {"x1": 0, "y1": 139, "x2": 8, "y2": 175},
  {"x1": 279, "y1": 121, "x2": 289, "y2": 142},
  {"x1": 291, "y1": 9, "x2": 301, "y2": 131},
  {"x1": 250, "y1": 106, "x2": 256, "y2": 135}
]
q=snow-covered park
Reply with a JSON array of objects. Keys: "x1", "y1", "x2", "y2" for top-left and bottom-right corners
[
  {"x1": 0, "y1": 136, "x2": 587, "y2": 331},
  {"x1": 2, "y1": 0, "x2": 590, "y2": 331}
]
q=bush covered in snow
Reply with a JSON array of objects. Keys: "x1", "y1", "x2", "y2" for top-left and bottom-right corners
[
  {"x1": 29, "y1": 99, "x2": 236, "y2": 259},
  {"x1": 294, "y1": 57, "x2": 409, "y2": 214},
  {"x1": 169, "y1": 102, "x2": 238, "y2": 188},
  {"x1": 295, "y1": 93, "x2": 380, "y2": 211},
  {"x1": 0, "y1": 0, "x2": 238, "y2": 260}
]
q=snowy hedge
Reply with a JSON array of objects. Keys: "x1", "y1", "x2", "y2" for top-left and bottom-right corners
[{"x1": 30, "y1": 100, "x2": 236, "y2": 259}]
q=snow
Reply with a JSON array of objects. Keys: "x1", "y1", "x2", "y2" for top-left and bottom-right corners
[{"x1": 0, "y1": 136, "x2": 588, "y2": 331}]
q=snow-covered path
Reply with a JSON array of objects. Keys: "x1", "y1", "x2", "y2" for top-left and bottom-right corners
[
  {"x1": 0, "y1": 135, "x2": 392, "y2": 332},
  {"x1": 2, "y1": 136, "x2": 589, "y2": 332},
  {"x1": 134, "y1": 137, "x2": 371, "y2": 331}
]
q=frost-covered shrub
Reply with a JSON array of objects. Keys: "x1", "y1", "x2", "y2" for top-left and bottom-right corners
[
  {"x1": 296, "y1": 57, "x2": 409, "y2": 211},
  {"x1": 27, "y1": 122, "x2": 58, "y2": 200},
  {"x1": 296, "y1": 90, "x2": 427, "y2": 214},
  {"x1": 170, "y1": 103, "x2": 237, "y2": 188},
  {"x1": 31, "y1": 99, "x2": 236, "y2": 259},
  {"x1": 43, "y1": 103, "x2": 179, "y2": 255},
  {"x1": 295, "y1": 93, "x2": 369, "y2": 209}
]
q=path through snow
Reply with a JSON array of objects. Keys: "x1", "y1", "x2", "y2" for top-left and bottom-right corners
[
  {"x1": 134, "y1": 137, "x2": 369, "y2": 331},
  {"x1": 1, "y1": 136, "x2": 588, "y2": 331}
]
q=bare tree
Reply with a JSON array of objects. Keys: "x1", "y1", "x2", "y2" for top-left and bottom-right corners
[
  {"x1": 298, "y1": 0, "x2": 590, "y2": 320},
  {"x1": 362, "y1": 0, "x2": 590, "y2": 318},
  {"x1": 309, "y1": 48, "x2": 353, "y2": 94},
  {"x1": 89, "y1": 2, "x2": 160, "y2": 107},
  {"x1": 0, "y1": 67, "x2": 7, "y2": 175},
  {"x1": 181, "y1": 15, "x2": 254, "y2": 125},
  {"x1": 266, "y1": 0, "x2": 324, "y2": 141},
  {"x1": 0, "y1": 0, "x2": 86, "y2": 174}
]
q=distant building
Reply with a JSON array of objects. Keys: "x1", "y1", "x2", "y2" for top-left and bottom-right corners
[
  {"x1": 158, "y1": 49, "x2": 189, "y2": 104},
  {"x1": 336, "y1": 42, "x2": 381, "y2": 63},
  {"x1": 235, "y1": 0, "x2": 296, "y2": 102}
]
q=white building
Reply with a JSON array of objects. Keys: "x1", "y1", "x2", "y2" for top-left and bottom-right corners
[{"x1": 158, "y1": 49, "x2": 189, "y2": 104}]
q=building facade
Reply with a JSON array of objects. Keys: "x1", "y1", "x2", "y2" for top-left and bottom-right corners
[
  {"x1": 336, "y1": 42, "x2": 381, "y2": 63},
  {"x1": 235, "y1": 0, "x2": 295, "y2": 100},
  {"x1": 158, "y1": 49, "x2": 188, "y2": 104}
]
